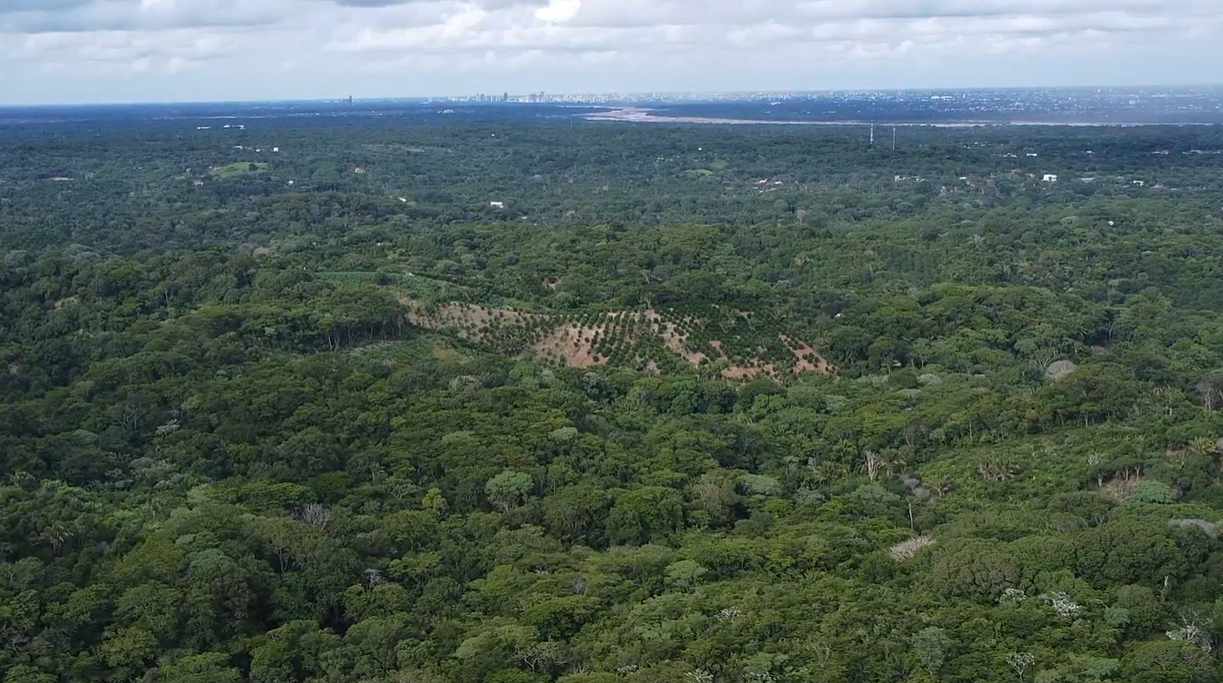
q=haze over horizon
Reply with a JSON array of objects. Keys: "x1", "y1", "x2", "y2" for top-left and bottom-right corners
[{"x1": 3, "y1": 0, "x2": 1223, "y2": 106}]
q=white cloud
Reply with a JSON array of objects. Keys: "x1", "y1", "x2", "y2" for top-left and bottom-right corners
[
  {"x1": 2, "y1": 0, "x2": 1222, "y2": 103},
  {"x1": 535, "y1": 0, "x2": 579, "y2": 23}
]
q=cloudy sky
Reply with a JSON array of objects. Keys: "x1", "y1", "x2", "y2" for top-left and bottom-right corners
[{"x1": 1, "y1": 0, "x2": 1221, "y2": 105}]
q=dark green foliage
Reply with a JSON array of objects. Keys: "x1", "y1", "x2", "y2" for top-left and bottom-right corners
[{"x1": 2, "y1": 115, "x2": 1222, "y2": 681}]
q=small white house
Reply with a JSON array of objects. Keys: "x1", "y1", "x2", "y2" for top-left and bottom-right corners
[
  {"x1": 1042, "y1": 174, "x2": 1059, "y2": 183},
  {"x1": 489, "y1": 201, "x2": 505, "y2": 209}
]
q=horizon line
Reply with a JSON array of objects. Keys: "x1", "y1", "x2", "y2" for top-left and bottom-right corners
[{"x1": 3, "y1": 82, "x2": 1223, "y2": 110}]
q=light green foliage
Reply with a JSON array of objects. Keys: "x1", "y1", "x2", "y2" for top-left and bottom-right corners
[
  {"x1": 486, "y1": 470, "x2": 535, "y2": 512},
  {"x1": 663, "y1": 559, "x2": 708, "y2": 589},
  {"x1": 911, "y1": 626, "x2": 953, "y2": 677},
  {"x1": 1130, "y1": 480, "x2": 1175, "y2": 504}
]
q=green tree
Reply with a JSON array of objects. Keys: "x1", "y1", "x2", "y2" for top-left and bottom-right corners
[
  {"x1": 486, "y1": 470, "x2": 534, "y2": 513},
  {"x1": 158, "y1": 652, "x2": 242, "y2": 683}
]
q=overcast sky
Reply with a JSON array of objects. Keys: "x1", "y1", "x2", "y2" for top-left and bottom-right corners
[{"x1": 2, "y1": 0, "x2": 1221, "y2": 105}]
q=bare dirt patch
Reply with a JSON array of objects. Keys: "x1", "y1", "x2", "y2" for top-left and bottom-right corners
[
  {"x1": 532, "y1": 323, "x2": 609, "y2": 368},
  {"x1": 784, "y1": 335, "x2": 835, "y2": 375},
  {"x1": 401, "y1": 298, "x2": 835, "y2": 380}
]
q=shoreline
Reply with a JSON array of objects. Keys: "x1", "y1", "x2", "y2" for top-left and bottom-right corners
[{"x1": 583, "y1": 107, "x2": 1222, "y2": 128}]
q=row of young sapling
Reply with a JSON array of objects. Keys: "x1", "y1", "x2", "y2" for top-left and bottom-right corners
[{"x1": 409, "y1": 298, "x2": 815, "y2": 374}]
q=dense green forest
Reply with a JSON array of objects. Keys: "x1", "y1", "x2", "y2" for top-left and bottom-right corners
[{"x1": 2, "y1": 109, "x2": 1223, "y2": 682}]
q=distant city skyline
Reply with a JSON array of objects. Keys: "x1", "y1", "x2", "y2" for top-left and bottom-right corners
[{"x1": 3, "y1": 0, "x2": 1223, "y2": 106}]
